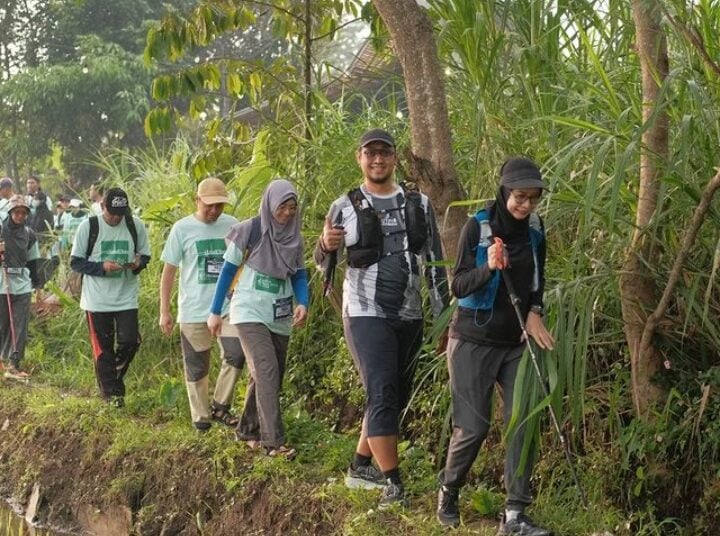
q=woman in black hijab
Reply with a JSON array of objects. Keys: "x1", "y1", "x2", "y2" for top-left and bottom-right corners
[{"x1": 436, "y1": 157, "x2": 554, "y2": 535}]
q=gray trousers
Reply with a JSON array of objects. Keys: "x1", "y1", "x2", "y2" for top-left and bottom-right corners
[
  {"x1": 0, "y1": 292, "x2": 31, "y2": 368},
  {"x1": 440, "y1": 338, "x2": 534, "y2": 511},
  {"x1": 234, "y1": 323, "x2": 289, "y2": 448}
]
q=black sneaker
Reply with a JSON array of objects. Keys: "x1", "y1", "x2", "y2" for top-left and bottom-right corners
[
  {"x1": 378, "y1": 481, "x2": 407, "y2": 509},
  {"x1": 437, "y1": 486, "x2": 460, "y2": 528},
  {"x1": 498, "y1": 513, "x2": 551, "y2": 536},
  {"x1": 345, "y1": 464, "x2": 386, "y2": 489},
  {"x1": 193, "y1": 421, "x2": 211, "y2": 433}
]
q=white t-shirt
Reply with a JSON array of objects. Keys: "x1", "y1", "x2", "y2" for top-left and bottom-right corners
[
  {"x1": 71, "y1": 215, "x2": 151, "y2": 312},
  {"x1": 160, "y1": 213, "x2": 238, "y2": 323}
]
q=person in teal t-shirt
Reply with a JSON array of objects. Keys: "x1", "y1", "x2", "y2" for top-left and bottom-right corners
[
  {"x1": 0, "y1": 195, "x2": 40, "y2": 379},
  {"x1": 159, "y1": 177, "x2": 245, "y2": 432},
  {"x1": 208, "y1": 179, "x2": 309, "y2": 460},
  {"x1": 70, "y1": 188, "x2": 151, "y2": 407}
]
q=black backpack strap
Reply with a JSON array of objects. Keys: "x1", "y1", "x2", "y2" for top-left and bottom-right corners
[
  {"x1": 247, "y1": 215, "x2": 261, "y2": 252},
  {"x1": 124, "y1": 212, "x2": 138, "y2": 253},
  {"x1": 347, "y1": 187, "x2": 367, "y2": 209},
  {"x1": 86, "y1": 216, "x2": 99, "y2": 258}
]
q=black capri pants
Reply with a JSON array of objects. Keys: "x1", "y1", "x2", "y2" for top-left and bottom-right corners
[{"x1": 343, "y1": 316, "x2": 423, "y2": 437}]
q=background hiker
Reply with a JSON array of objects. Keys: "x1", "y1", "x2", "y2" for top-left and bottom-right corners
[
  {"x1": 159, "y1": 177, "x2": 245, "y2": 432},
  {"x1": 24, "y1": 175, "x2": 53, "y2": 215},
  {"x1": 0, "y1": 195, "x2": 40, "y2": 379},
  {"x1": 30, "y1": 191, "x2": 56, "y2": 290},
  {"x1": 70, "y1": 188, "x2": 150, "y2": 407},
  {"x1": 436, "y1": 157, "x2": 554, "y2": 535},
  {"x1": 208, "y1": 179, "x2": 308, "y2": 460},
  {"x1": 0, "y1": 177, "x2": 14, "y2": 221},
  {"x1": 314, "y1": 129, "x2": 448, "y2": 508}
]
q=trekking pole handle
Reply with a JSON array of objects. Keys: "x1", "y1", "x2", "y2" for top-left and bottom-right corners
[{"x1": 492, "y1": 237, "x2": 508, "y2": 271}]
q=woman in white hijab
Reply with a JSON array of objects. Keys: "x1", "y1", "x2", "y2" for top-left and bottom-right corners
[{"x1": 208, "y1": 179, "x2": 308, "y2": 459}]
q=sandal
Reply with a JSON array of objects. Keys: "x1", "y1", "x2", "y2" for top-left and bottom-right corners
[
  {"x1": 211, "y1": 407, "x2": 239, "y2": 427},
  {"x1": 266, "y1": 445, "x2": 297, "y2": 461}
]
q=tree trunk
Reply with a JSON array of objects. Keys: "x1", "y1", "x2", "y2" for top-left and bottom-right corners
[
  {"x1": 620, "y1": 0, "x2": 669, "y2": 417},
  {"x1": 372, "y1": 0, "x2": 465, "y2": 261}
]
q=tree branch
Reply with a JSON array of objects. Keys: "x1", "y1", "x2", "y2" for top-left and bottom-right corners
[
  {"x1": 310, "y1": 17, "x2": 363, "y2": 42},
  {"x1": 661, "y1": 6, "x2": 720, "y2": 79},
  {"x1": 640, "y1": 166, "x2": 720, "y2": 356}
]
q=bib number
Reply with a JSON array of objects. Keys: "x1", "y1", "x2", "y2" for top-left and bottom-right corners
[{"x1": 273, "y1": 296, "x2": 293, "y2": 321}]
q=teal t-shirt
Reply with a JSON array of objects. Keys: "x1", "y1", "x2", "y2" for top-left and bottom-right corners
[
  {"x1": 0, "y1": 237, "x2": 40, "y2": 295},
  {"x1": 160, "y1": 213, "x2": 238, "y2": 323},
  {"x1": 225, "y1": 242, "x2": 296, "y2": 336},
  {"x1": 71, "y1": 215, "x2": 151, "y2": 312}
]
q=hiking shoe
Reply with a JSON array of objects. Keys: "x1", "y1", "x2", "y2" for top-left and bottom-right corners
[
  {"x1": 345, "y1": 463, "x2": 386, "y2": 490},
  {"x1": 497, "y1": 513, "x2": 551, "y2": 536},
  {"x1": 437, "y1": 486, "x2": 460, "y2": 528},
  {"x1": 378, "y1": 481, "x2": 407, "y2": 509},
  {"x1": 193, "y1": 421, "x2": 211, "y2": 432}
]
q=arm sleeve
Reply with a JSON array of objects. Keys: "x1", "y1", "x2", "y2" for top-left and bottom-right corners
[
  {"x1": 422, "y1": 200, "x2": 449, "y2": 318},
  {"x1": 71, "y1": 256, "x2": 105, "y2": 276},
  {"x1": 451, "y1": 218, "x2": 494, "y2": 299},
  {"x1": 210, "y1": 260, "x2": 239, "y2": 315},
  {"x1": 291, "y1": 268, "x2": 309, "y2": 307},
  {"x1": 131, "y1": 254, "x2": 150, "y2": 275}
]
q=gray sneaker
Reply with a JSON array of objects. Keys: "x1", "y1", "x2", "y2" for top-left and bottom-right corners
[
  {"x1": 345, "y1": 464, "x2": 386, "y2": 489},
  {"x1": 497, "y1": 513, "x2": 551, "y2": 536},
  {"x1": 378, "y1": 481, "x2": 407, "y2": 509}
]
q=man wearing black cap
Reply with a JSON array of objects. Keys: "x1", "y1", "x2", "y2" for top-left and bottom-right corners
[
  {"x1": 315, "y1": 128, "x2": 448, "y2": 507},
  {"x1": 70, "y1": 188, "x2": 151, "y2": 407},
  {"x1": 435, "y1": 157, "x2": 554, "y2": 534}
]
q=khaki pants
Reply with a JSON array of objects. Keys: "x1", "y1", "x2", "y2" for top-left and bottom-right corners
[{"x1": 179, "y1": 318, "x2": 244, "y2": 428}]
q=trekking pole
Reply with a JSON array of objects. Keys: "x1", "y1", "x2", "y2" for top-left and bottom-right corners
[{"x1": 495, "y1": 239, "x2": 589, "y2": 509}]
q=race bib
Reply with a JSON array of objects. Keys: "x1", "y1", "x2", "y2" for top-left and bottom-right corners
[
  {"x1": 273, "y1": 296, "x2": 293, "y2": 321},
  {"x1": 203, "y1": 256, "x2": 224, "y2": 279}
]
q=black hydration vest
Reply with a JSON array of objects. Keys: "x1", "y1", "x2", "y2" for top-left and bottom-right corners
[{"x1": 345, "y1": 186, "x2": 428, "y2": 269}]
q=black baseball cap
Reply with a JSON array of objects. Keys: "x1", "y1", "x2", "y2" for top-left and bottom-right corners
[
  {"x1": 104, "y1": 188, "x2": 130, "y2": 215},
  {"x1": 500, "y1": 157, "x2": 546, "y2": 190},
  {"x1": 359, "y1": 129, "x2": 395, "y2": 148}
]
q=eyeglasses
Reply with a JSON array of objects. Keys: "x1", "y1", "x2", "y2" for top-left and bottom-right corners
[
  {"x1": 510, "y1": 191, "x2": 541, "y2": 206},
  {"x1": 275, "y1": 202, "x2": 298, "y2": 215},
  {"x1": 361, "y1": 148, "x2": 395, "y2": 159}
]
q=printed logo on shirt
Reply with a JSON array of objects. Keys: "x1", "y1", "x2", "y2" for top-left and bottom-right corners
[
  {"x1": 195, "y1": 238, "x2": 226, "y2": 284},
  {"x1": 254, "y1": 273, "x2": 283, "y2": 294},
  {"x1": 381, "y1": 214, "x2": 398, "y2": 227},
  {"x1": 101, "y1": 240, "x2": 130, "y2": 279}
]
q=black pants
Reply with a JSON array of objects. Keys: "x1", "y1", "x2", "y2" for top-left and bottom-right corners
[
  {"x1": 343, "y1": 316, "x2": 423, "y2": 437},
  {"x1": 86, "y1": 309, "x2": 140, "y2": 399}
]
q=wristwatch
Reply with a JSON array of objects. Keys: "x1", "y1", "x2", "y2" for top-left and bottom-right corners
[{"x1": 530, "y1": 304, "x2": 544, "y2": 317}]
